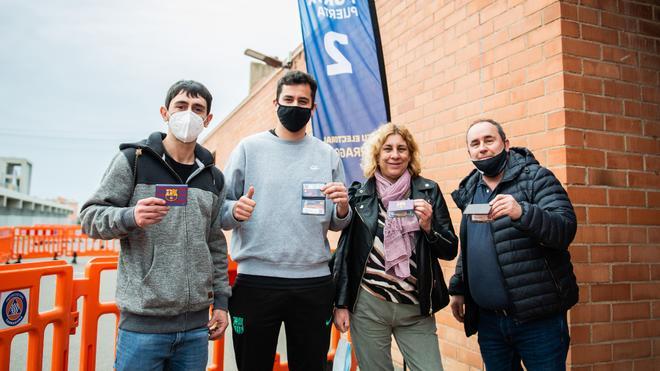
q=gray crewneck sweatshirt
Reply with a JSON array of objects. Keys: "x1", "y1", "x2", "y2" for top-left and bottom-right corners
[{"x1": 221, "y1": 131, "x2": 352, "y2": 278}]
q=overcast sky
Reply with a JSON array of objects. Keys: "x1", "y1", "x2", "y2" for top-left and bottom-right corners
[{"x1": 0, "y1": 0, "x2": 302, "y2": 205}]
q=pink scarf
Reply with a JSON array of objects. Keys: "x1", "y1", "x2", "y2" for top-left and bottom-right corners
[{"x1": 375, "y1": 169, "x2": 419, "y2": 280}]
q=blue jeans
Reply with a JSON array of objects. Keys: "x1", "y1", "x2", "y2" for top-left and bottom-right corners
[
  {"x1": 114, "y1": 327, "x2": 208, "y2": 371},
  {"x1": 477, "y1": 310, "x2": 569, "y2": 371}
]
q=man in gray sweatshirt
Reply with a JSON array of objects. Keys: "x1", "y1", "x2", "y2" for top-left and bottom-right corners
[
  {"x1": 80, "y1": 80, "x2": 231, "y2": 371},
  {"x1": 221, "y1": 70, "x2": 351, "y2": 370}
]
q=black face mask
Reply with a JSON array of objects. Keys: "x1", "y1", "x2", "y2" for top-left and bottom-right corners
[
  {"x1": 277, "y1": 105, "x2": 312, "y2": 132},
  {"x1": 472, "y1": 149, "x2": 508, "y2": 177}
]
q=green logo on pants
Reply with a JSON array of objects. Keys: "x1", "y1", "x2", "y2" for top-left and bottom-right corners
[{"x1": 232, "y1": 316, "x2": 245, "y2": 335}]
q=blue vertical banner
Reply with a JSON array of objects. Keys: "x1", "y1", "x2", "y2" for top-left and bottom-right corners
[{"x1": 298, "y1": 0, "x2": 390, "y2": 185}]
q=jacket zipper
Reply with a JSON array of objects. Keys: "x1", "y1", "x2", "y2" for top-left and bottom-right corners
[
  {"x1": 428, "y1": 254, "x2": 433, "y2": 315},
  {"x1": 139, "y1": 146, "x2": 212, "y2": 184},
  {"x1": 437, "y1": 232, "x2": 453, "y2": 245},
  {"x1": 352, "y1": 205, "x2": 374, "y2": 312},
  {"x1": 424, "y1": 192, "x2": 433, "y2": 315},
  {"x1": 543, "y1": 256, "x2": 563, "y2": 298},
  {"x1": 138, "y1": 146, "x2": 214, "y2": 314},
  {"x1": 426, "y1": 194, "x2": 436, "y2": 315},
  {"x1": 489, "y1": 216, "x2": 515, "y2": 317}
]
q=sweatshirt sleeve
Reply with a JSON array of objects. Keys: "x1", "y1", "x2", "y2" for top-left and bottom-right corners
[
  {"x1": 220, "y1": 143, "x2": 246, "y2": 230},
  {"x1": 329, "y1": 151, "x2": 352, "y2": 231},
  {"x1": 80, "y1": 151, "x2": 139, "y2": 240},
  {"x1": 210, "y1": 178, "x2": 232, "y2": 310}
]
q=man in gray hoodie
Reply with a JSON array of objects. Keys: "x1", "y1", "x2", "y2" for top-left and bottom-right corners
[
  {"x1": 80, "y1": 80, "x2": 231, "y2": 371},
  {"x1": 221, "y1": 70, "x2": 351, "y2": 370}
]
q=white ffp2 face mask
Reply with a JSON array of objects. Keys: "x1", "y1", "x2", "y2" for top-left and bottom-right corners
[{"x1": 168, "y1": 110, "x2": 205, "y2": 143}]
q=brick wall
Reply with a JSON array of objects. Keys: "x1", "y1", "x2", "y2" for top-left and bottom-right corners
[
  {"x1": 377, "y1": 1, "x2": 574, "y2": 369},
  {"x1": 202, "y1": 1, "x2": 659, "y2": 369},
  {"x1": 559, "y1": 1, "x2": 659, "y2": 370}
]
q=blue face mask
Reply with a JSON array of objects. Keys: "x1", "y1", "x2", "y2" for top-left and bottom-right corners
[{"x1": 472, "y1": 149, "x2": 508, "y2": 177}]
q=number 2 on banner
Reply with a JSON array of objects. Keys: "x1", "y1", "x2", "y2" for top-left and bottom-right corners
[{"x1": 324, "y1": 32, "x2": 352, "y2": 76}]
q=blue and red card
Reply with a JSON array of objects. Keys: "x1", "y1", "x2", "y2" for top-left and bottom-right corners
[{"x1": 155, "y1": 184, "x2": 188, "y2": 206}]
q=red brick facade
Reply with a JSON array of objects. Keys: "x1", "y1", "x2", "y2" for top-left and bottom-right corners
[{"x1": 203, "y1": 1, "x2": 659, "y2": 369}]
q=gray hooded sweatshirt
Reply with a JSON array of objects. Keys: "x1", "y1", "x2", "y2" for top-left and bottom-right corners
[{"x1": 80, "y1": 132, "x2": 231, "y2": 333}]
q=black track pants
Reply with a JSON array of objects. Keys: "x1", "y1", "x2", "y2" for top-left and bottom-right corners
[{"x1": 228, "y1": 275, "x2": 335, "y2": 371}]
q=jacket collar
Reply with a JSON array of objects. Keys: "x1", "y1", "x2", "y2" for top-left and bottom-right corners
[
  {"x1": 412, "y1": 176, "x2": 435, "y2": 193},
  {"x1": 452, "y1": 147, "x2": 537, "y2": 209},
  {"x1": 355, "y1": 177, "x2": 376, "y2": 198},
  {"x1": 120, "y1": 132, "x2": 215, "y2": 167}
]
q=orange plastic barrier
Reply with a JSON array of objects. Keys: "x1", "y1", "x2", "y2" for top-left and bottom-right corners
[
  {"x1": 0, "y1": 227, "x2": 12, "y2": 264},
  {"x1": 0, "y1": 256, "x2": 358, "y2": 371},
  {"x1": 70, "y1": 257, "x2": 120, "y2": 371},
  {"x1": 0, "y1": 257, "x2": 228, "y2": 371},
  {"x1": 208, "y1": 257, "x2": 237, "y2": 371},
  {"x1": 9, "y1": 225, "x2": 120, "y2": 262},
  {"x1": 61, "y1": 227, "x2": 120, "y2": 258},
  {"x1": 0, "y1": 260, "x2": 75, "y2": 371},
  {"x1": 12, "y1": 226, "x2": 68, "y2": 260}
]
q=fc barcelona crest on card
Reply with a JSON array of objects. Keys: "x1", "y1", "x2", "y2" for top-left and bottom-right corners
[
  {"x1": 165, "y1": 188, "x2": 178, "y2": 201},
  {"x1": 155, "y1": 184, "x2": 188, "y2": 206}
]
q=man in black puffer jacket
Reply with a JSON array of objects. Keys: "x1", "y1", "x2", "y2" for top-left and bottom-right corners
[{"x1": 448, "y1": 119, "x2": 578, "y2": 371}]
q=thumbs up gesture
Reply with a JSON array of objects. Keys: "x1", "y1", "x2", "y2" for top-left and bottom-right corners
[{"x1": 233, "y1": 186, "x2": 256, "y2": 221}]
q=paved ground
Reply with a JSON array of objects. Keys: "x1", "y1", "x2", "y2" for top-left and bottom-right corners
[{"x1": 6, "y1": 257, "x2": 289, "y2": 371}]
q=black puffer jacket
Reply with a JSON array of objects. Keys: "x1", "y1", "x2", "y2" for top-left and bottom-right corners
[
  {"x1": 333, "y1": 176, "x2": 458, "y2": 316},
  {"x1": 448, "y1": 147, "x2": 578, "y2": 336}
]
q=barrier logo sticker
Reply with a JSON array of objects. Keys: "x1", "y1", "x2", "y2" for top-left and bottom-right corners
[{"x1": 1, "y1": 290, "x2": 29, "y2": 328}]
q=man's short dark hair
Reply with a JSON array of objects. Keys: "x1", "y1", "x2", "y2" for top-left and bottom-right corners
[
  {"x1": 165, "y1": 80, "x2": 213, "y2": 114},
  {"x1": 276, "y1": 71, "x2": 317, "y2": 103},
  {"x1": 468, "y1": 118, "x2": 507, "y2": 142}
]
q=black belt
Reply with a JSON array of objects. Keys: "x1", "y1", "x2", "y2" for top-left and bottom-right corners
[
  {"x1": 493, "y1": 308, "x2": 509, "y2": 316},
  {"x1": 482, "y1": 307, "x2": 510, "y2": 317}
]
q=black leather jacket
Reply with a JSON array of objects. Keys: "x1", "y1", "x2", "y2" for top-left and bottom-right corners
[{"x1": 333, "y1": 175, "x2": 458, "y2": 316}]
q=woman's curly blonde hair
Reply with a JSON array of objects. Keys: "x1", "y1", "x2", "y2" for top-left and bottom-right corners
[{"x1": 360, "y1": 122, "x2": 422, "y2": 179}]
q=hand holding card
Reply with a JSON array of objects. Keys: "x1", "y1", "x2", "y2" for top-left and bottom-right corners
[
  {"x1": 134, "y1": 197, "x2": 169, "y2": 228},
  {"x1": 413, "y1": 199, "x2": 433, "y2": 233},
  {"x1": 322, "y1": 182, "x2": 349, "y2": 218},
  {"x1": 488, "y1": 194, "x2": 523, "y2": 220}
]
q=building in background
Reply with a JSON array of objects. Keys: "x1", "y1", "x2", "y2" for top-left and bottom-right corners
[
  {"x1": 0, "y1": 157, "x2": 74, "y2": 226},
  {"x1": 0, "y1": 157, "x2": 32, "y2": 194},
  {"x1": 203, "y1": 1, "x2": 659, "y2": 369}
]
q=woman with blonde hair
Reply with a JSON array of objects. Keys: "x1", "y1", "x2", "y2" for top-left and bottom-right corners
[{"x1": 332, "y1": 123, "x2": 458, "y2": 370}]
